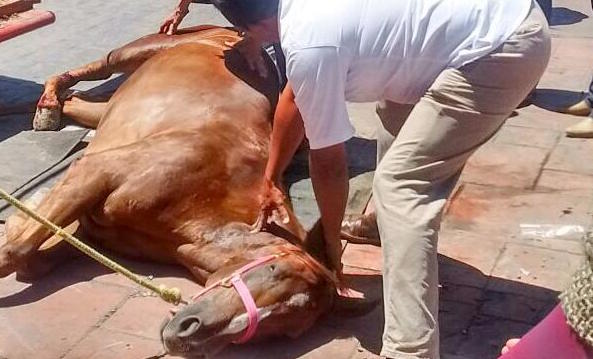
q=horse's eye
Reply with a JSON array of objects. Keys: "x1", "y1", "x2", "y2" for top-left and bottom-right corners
[{"x1": 269, "y1": 264, "x2": 276, "y2": 272}]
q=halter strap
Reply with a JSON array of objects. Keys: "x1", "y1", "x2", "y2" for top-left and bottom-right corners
[
  {"x1": 229, "y1": 275, "x2": 259, "y2": 343},
  {"x1": 191, "y1": 254, "x2": 284, "y2": 344},
  {"x1": 189, "y1": 249, "x2": 337, "y2": 344}
]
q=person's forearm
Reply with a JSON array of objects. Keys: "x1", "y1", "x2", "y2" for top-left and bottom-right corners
[
  {"x1": 264, "y1": 85, "x2": 305, "y2": 183},
  {"x1": 309, "y1": 143, "x2": 349, "y2": 271},
  {"x1": 176, "y1": 0, "x2": 193, "y2": 13}
]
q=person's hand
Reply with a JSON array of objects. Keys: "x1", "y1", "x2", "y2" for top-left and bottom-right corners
[
  {"x1": 330, "y1": 255, "x2": 366, "y2": 300},
  {"x1": 251, "y1": 178, "x2": 289, "y2": 233},
  {"x1": 330, "y1": 253, "x2": 366, "y2": 299},
  {"x1": 324, "y1": 234, "x2": 344, "y2": 276},
  {"x1": 225, "y1": 33, "x2": 269, "y2": 78},
  {"x1": 159, "y1": 1, "x2": 190, "y2": 35}
]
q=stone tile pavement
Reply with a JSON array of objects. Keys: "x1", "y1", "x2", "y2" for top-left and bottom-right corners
[{"x1": 1, "y1": 1, "x2": 593, "y2": 358}]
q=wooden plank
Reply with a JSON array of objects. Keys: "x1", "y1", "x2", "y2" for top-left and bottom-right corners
[
  {"x1": 0, "y1": 9, "x2": 55, "y2": 42},
  {"x1": 0, "y1": 0, "x2": 34, "y2": 18}
]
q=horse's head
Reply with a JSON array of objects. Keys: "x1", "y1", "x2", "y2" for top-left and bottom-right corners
[{"x1": 160, "y1": 241, "x2": 336, "y2": 358}]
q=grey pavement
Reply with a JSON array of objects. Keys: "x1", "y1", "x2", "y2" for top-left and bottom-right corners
[{"x1": 0, "y1": 1, "x2": 228, "y2": 106}]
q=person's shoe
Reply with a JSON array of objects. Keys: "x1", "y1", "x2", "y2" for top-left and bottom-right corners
[
  {"x1": 340, "y1": 212, "x2": 380, "y2": 246},
  {"x1": 560, "y1": 99, "x2": 592, "y2": 117},
  {"x1": 566, "y1": 118, "x2": 593, "y2": 138}
]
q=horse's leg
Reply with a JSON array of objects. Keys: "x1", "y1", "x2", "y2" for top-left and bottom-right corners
[
  {"x1": 62, "y1": 95, "x2": 109, "y2": 129},
  {"x1": 0, "y1": 153, "x2": 114, "y2": 277},
  {"x1": 3, "y1": 188, "x2": 83, "y2": 280},
  {"x1": 175, "y1": 243, "x2": 215, "y2": 285},
  {"x1": 15, "y1": 228, "x2": 83, "y2": 281},
  {"x1": 33, "y1": 30, "x2": 225, "y2": 131},
  {"x1": 34, "y1": 58, "x2": 115, "y2": 130}
]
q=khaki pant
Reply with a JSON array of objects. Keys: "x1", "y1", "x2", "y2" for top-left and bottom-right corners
[{"x1": 373, "y1": 2, "x2": 551, "y2": 358}]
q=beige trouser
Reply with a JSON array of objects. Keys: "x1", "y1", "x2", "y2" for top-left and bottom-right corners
[{"x1": 373, "y1": 2, "x2": 551, "y2": 358}]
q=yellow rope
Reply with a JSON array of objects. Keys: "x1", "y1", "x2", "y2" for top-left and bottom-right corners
[{"x1": 0, "y1": 188, "x2": 184, "y2": 305}]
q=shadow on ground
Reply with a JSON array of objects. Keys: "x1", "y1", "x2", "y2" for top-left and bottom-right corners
[
  {"x1": 0, "y1": 74, "x2": 130, "y2": 143},
  {"x1": 531, "y1": 88, "x2": 585, "y2": 112},
  {"x1": 550, "y1": 7, "x2": 589, "y2": 26},
  {"x1": 0, "y1": 75, "x2": 42, "y2": 113},
  {"x1": 0, "y1": 248, "x2": 558, "y2": 358},
  {"x1": 285, "y1": 136, "x2": 378, "y2": 188},
  {"x1": 0, "y1": 76, "x2": 40, "y2": 142}
]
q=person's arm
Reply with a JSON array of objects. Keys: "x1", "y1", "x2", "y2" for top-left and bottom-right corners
[
  {"x1": 309, "y1": 143, "x2": 349, "y2": 273},
  {"x1": 286, "y1": 46, "x2": 355, "y2": 274},
  {"x1": 253, "y1": 84, "x2": 303, "y2": 231},
  {"x1": 263, "y1": 82, "x2": 349, "y2": 272},
  {"x1": 264, "y1": 83, "x2": 305, "y2": 184},
  {"x1": 159, "y1": 0, "x2": 194, "y2": 35}
]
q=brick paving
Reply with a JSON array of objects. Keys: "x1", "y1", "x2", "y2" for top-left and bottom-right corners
[{"x1": 1, "y1": 1, "x2": 593, "y2": 358}]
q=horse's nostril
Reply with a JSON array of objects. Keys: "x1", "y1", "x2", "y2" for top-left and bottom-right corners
[{"x1": 177, "y1": 316, "x2": 202, "y2": 338}]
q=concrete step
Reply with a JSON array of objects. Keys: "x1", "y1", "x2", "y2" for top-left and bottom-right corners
[{"x1": 0, "y1": 0, "x2": 33, "y2": 18}]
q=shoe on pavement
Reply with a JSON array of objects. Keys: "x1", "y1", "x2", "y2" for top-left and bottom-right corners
[
  {"x1": 340, "y1": 212, "x2": 380, "y2": 246},
  {"x1": 560, "y1": 99, "x2": 592, "y2": 117},
  {"x1": 566, "y1": 118, "x2": 593, "y2": 138}
]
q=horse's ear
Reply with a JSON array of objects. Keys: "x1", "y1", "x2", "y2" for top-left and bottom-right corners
[{"x1": 304, "y1": 220, "x2": 333, "y2": 269}]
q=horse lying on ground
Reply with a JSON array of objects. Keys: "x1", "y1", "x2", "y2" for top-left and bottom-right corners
[{"x1": 0, "y1": 26, "x2": 369, "y2": 357}]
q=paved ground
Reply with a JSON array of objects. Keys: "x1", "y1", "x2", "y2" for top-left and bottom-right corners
[{"x1": 1, "y1": 0, "x2": 593, "y2": 358}]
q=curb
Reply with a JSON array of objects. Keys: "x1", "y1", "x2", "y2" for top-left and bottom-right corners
[{"x1": 0, "y1": 9, "x2": 55, "y2": 43}]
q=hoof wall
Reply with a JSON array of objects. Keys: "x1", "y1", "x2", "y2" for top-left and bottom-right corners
[{"x1": 33, "y1": 107, "x2": 61, "y2": 131}]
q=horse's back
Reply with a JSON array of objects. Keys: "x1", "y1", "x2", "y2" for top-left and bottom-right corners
[{"x1": 87, "y1": 37, "x2": 273, "y2": 154}]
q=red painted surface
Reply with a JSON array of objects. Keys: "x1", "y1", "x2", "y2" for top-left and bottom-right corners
[{"x1": 0, "y1": 9, "x2": 54, "y2": 43}]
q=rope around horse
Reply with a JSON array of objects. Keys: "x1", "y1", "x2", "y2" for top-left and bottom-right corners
[{"x1": 0, "y1": 188, "x2": 184, "y2": 305}]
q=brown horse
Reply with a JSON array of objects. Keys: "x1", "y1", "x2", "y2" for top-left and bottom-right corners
[{"x1": 0, "y1": 26, "x2": 365, "y2": 357}]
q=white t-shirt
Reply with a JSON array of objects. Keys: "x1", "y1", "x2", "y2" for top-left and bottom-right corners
[{"x1": 279, "y1": 0, "x2": 532, "y2": 149}]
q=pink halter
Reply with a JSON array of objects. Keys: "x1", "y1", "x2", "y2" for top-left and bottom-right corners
[
  {"x1": 191, "y1": 253, "x2": 285, "y2": 344},
  {"x1": 190, "y1": 248, "x2": 337, "y2": 344}
]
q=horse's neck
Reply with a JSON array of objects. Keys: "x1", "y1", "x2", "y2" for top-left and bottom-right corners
[
  {"x1": 193, "y1": 215, "x2": 331, "y2": 282},
  {"x1": 264, "y1": 217, "x2": 332, "y2": 272}
]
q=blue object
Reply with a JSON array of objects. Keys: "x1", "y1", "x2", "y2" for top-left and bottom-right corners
[{"x1": 536, "y1": 0, "x2": 553, "y2": 22}]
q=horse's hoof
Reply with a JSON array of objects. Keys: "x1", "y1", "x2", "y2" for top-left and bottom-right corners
[
  {"x1": 16, "y1": 259, "x2": 55, "y2": 282},
  {"x1": 33, "y1": 107, "x2": 62, "y2": 131}
]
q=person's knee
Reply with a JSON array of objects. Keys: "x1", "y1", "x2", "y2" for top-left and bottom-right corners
[
  {"x1": 373, "y1": 161, "x2": 444, "y2": 245},
  {"x1": 372, "y1": 162, "x2": 393, "y2": 205},
  {"x1": 373, "y1": 158, "x2": 419, "y2": 201}
]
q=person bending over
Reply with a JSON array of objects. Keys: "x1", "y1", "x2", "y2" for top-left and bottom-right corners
[{"x1": 161, "y1": 1, "x2": 551, "y2": 358}]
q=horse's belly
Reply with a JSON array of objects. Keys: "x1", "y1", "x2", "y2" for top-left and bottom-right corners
[{"x1": 74, "y1": 42, "x2": 272, "y2": 257}]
